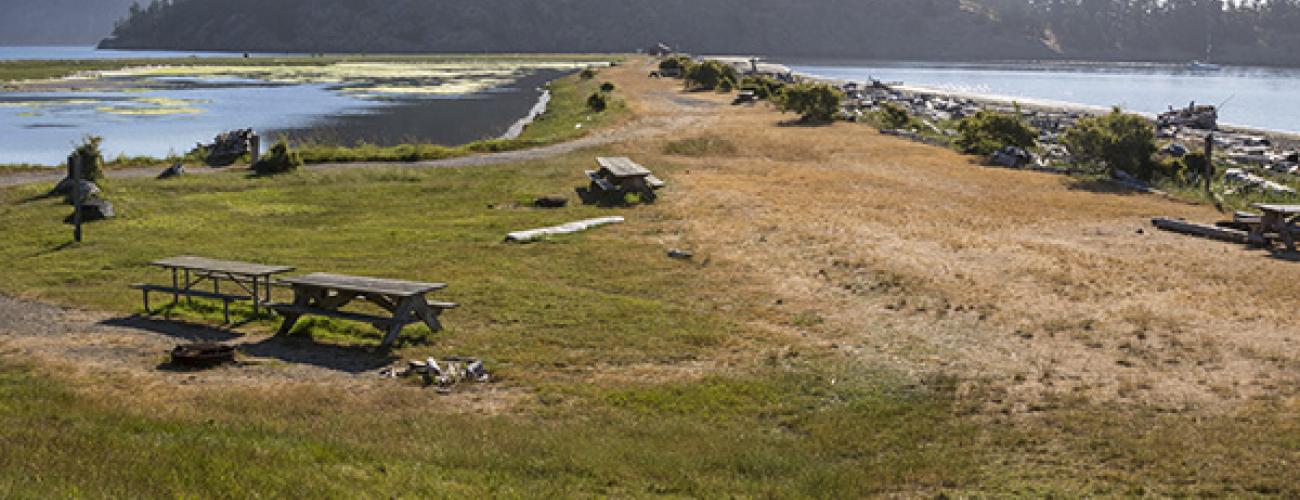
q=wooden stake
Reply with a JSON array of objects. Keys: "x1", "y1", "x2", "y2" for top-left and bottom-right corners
[{"x1": 71, "y1": 154, "x2": 83, "y2": 243}]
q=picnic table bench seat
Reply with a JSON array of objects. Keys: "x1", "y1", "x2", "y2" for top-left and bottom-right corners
[{"x1": 131, "y1": 283, "x2": 252, "y2": 323}]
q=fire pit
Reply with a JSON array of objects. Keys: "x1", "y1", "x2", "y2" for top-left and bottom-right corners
[{"x1": 170, "y1": 343, "x2": 237, "y2": 368}]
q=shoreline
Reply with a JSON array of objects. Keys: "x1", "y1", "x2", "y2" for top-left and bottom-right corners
[{"x1": 794, "y1": 70, "x2": 1300, "y2": 147}]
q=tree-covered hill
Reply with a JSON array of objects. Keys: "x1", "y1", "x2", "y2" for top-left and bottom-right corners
[
  {"x1": 100, "y1": 0, "x2": 1300, "y2": 67},
  {"x1": 1, "y1": 0, "x2": 139, "y2": 45}
]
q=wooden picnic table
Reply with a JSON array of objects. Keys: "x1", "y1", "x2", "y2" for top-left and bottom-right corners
[
  {"x1": 134, "y1": 256, "x2": 295, "y2": 322},
  {"x1": 1249, "y1": 204, "x2": 1300, "y2": 252},
  {"x1": 271, "y1": 273, "x2": 459, "y2": 347}
]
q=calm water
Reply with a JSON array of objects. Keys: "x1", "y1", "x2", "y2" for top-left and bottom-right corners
[
  {"x1": 0, "y1": 47, "x2": 569, "y2": 165},
  {"x1": 784, "y1": 60, "x2": 1300, "y2": 133}
]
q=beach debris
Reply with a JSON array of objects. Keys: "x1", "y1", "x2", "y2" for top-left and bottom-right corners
[
  {"x1": 380, "y1": 356, "x2": 492, "y2": 392},
  {"x1": 170, "y1": 343, "x2": 237, "y2": 368},
  {"x1": 157, "y1": 162, "x2": 186, "y2": 179},
  {"x1": 505, "y1": 216, "x2": 625, "y2": 243},
  {"x1": 1152, "y1": 217, "x2": 1250, "y2": 244},
  {"x1": 194, "y1": 129, "x2": 259, "y2": 167},
  {"x1": 989, "y1": 146, "x2": 1035, "y2": 169},
  {"x1": 667, "y1": 249, "x2": 694, "y2": 260},
  {"x1": 1223, "y1": 168, "x2": 1296, "y2": 195},
  {"x1": 533, "y1": 196, "x2": 569, "y2": 209},
  {"x1": 1157, "y1": 102, "x2": 1218, "y2": 130}
]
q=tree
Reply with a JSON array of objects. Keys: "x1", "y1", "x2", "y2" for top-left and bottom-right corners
[
  {"x1": 955, "y1": 109, "x2": 1037, "y2": 155},
  {"x1": 683, "y1": 60, "x2": 738, "y2": 91},
  {"x1": 775, "y1": 83, "x2": 843, "y2": 123},
  {"x1": 875, "y1": 102, "x2": 914, "y2": 130},
  {"x1": 71, "y1": 136, "x2": 106, "y2": 182},
  {"x1": 1062, "y1": 107, "x2": 1159, "y2": 179}
]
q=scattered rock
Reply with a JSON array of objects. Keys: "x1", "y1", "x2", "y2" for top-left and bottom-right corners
[
  {"x1": 157, "y1": 162, "x2": 185, "y2": 179},
  {"x1": 65, "y1": 198, "x2": 115, "y2": 223},
  {"x1": 533, "y1": 196, "x2": 568, "y2": 208}
]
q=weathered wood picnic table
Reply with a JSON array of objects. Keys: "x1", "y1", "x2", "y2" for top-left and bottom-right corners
[
  {"x1": 1248, "y1": 204, "x2": 1300, "y2": 252},
  {"x1": 133, "y1": 256, "x2": 295, "y2": 322},
  {"x1": 585, "y1": 157, "x2": 666, "y2": 203},
  {"x1": 271, "y1": 273, "x2": 459, "y2": 347}
]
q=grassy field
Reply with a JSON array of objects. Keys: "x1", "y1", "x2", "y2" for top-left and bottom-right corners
[{"x1": 1, "y1": 58, "x2": 1297, "y2": 496}]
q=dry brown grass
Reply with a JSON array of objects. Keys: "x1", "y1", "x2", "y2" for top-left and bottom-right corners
[{"x1": 605, "y1": 86, "x2": 1300, "y2": 413}]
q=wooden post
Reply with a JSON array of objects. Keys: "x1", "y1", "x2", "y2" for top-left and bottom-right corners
[
  {"x1": 1203, "y1": 132, "x2": 1215, "y2": 194},
  {"x1": 71, "y1": 154, "x2": 83, "y2": 243},
  {"x1": 249, "y1": 133, "x2": 261, "y2": 165}
]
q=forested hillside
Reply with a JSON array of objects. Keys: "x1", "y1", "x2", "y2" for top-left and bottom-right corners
[
  {"x1": 1, "y1": 0, "x2": 138, "y2": 45},
  {"x1": 101, "y1": 0, "x2": 1300, "y2": 66}
]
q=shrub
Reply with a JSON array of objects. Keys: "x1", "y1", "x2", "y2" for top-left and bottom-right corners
[
  {"x1": 600, "y1": 82, "x2": 616, "y2": 92},
  {"x1": 740, "y1": 76, "x2": 785, "y2": 99},
  {"x1": 775, "y1": 83, "x2": 843, "y2": 123},
  {"x1": 875, "y1": 102, "x2": 914, "y2": 130},
  {"x1": 252, "y1": 138, "x2": 302, "y2": 175},
  {"x1": 1062, "y1": 108, "x2": 1158, "y2": 179},
  {"x1": 587, "y1": 92, "x2": 609, "y2": 112},
  {"x1": 70, "y1": 135, "x2": 106, "y2": 181},
  {"x1": 658, "y1": 56, "x2": 692, "y2": 74},
  {"x1": 955, "y1": 110, "x2": 1037, "y2": 156},
  {"x1": 684, "y1": 60, "x2": 738, "y2": 91},
  {"x1": 579, "y1": 68, "x2": 597, "y2": 80}
]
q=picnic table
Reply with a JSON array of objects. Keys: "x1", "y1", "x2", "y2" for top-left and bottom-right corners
[
  {"x1": 271, "y1": 273, "x2": 459, "y2": 347},
  {"x1": 133, "y1": 256, "x2": 295, "y2": 323},
  {"x1": 585, "y1": 157, "x2": 665, "y2": 203},
  {"x1": 1248, "y1": 204, "x2": 1300, "y2": 252}
]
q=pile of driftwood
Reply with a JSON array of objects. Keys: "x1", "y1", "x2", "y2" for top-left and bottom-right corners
[{"x1": 195, "y1": 129, "x2": 259, "y2": 167}]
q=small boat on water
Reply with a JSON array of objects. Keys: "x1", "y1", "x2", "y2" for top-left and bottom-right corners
[{"x1": 1187, "y1": 60, "x2": 1222, "y2": 72}]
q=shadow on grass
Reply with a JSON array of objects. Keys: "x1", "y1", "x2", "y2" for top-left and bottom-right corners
[
  {"x1": 101, "y1": 315, "x2": 398, "y2": 374},
  {"x1": 1065, "y1": 177, "x2": 1145, "y2": 195}
]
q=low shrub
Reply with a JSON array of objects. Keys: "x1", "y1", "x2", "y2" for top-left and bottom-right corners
[
  {"x1": 580, "y1": 68, "x2": 597, "y2": 80},
  {"x1": 600, "y1": 82, "x2": 616, "y2": 92},
  {"x1": 875, "y1": 102, "x2": 915, "y2": 130},
  {"x1": 587, "y1": 92, "x2": 609, "y2": 112},
  {"x1": 1062, "y1": 108, "x2": 1158, "y2": 179},
  {"x1": 684, "y1": 60, "x2": 739, "y2": 91},
  {"x1": 70, "y1": 135, "x2": 106, "y2": 181},
  {"x1": 955, "y1": 110, "x2": 1037, "y2": 156},
  {"x1": 775, "y1": 83, "x2": 843, "y2": 123},
  {"x1": 740, "y1": 76, "x2": 785, "y2": 100},
  {"x1": 252, "y1": 138, "x2": 303, "y2": 175}
]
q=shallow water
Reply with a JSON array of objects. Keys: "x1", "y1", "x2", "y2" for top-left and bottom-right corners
[
  {"x1": 782, "y1": 60, "x2": 1300, "y2": 133},
  {"x1": 0, "y1": 47, "x2": 580, "y2": 165}
]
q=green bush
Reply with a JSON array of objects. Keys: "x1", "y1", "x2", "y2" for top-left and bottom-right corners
[
  {"x1": 658, "y1": 56, "x2": 692, "y2": 74},
  {"x1": 587, "y1": 92, "x2": 609, "y2": 112},
  {"x1": 775, "y1": 83, "x2": 844, "y2": 123},
  {"x1": 684, "y1": 60, "x2": 738, "y2": 91},
  {"x1": 740, "y1": 76, "x2": 785, "y2": 99},
  {"x1": 70, "y1": 135, "x2": 106, "y2": 181},
  {"x1": 600, "y1": 81, "x2": 616, "y2": 92},
  {"x1": 875, "y1": 102, "x2": 914, "y2": 130},
  {"x1": 252, "y1": 138, "x2": 302, "y2": 175},
  {"x1": 579, "y1": 68, "x2": 597, "y2": 80},
  {"x1": 954, "y1": 110, "x2": 1037, "y2": 156},
  {"x1": 1062, "y1": 108, "x2": 1158, "y2": 179}
]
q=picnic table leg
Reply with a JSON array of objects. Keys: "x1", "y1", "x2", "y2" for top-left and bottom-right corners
[
  {"x1": 410, "y1": 297, "x2": 445, "y2": 333},
  {"x1": 275, "y1": 287, "x2": 311, "y2": 336},
  {"x1": 381, "y1": 298, "x2": 417, "y2": 347},
  {"x1": 183, "y1": 269, "x2": 191, "y2": 304},
  {"x1": 171, "y1": 268, "x2": 179, "y2": 304},
  {"x1": 251, "y1": 276, "x2": 261, "y2": 317},
  {"x1": 1283, "y1": 218, "x2": 1298, "y2": 253}
]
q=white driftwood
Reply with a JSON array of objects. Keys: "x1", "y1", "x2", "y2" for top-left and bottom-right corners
[{"x1": 506, "y1": 216, "x2": 625, "y2": 243}]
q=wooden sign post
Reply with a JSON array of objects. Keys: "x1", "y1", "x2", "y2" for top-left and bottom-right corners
[{"x1": 71, "y1": 154, "x2": 83, "y2": 243}]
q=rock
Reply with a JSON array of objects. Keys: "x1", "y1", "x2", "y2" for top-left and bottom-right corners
[
  {"x1": 157, "y1": 163, "x2": 185, "y2": 179},
  {"x1": 989, "y1": 146, "x2": 1034, "y2": 169},
  {"x1": 53, "y1": 179, "x2": 101, "y2": 204},
  {"x1": 49, "y1": 177, "x2": 100, "y2": 200},
  {"x1": 533, "y1": 196, "x2": 568, "y2": 208},
  {"x1": 64, "y1": 198, "x2": 115, "y2": 223}
]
